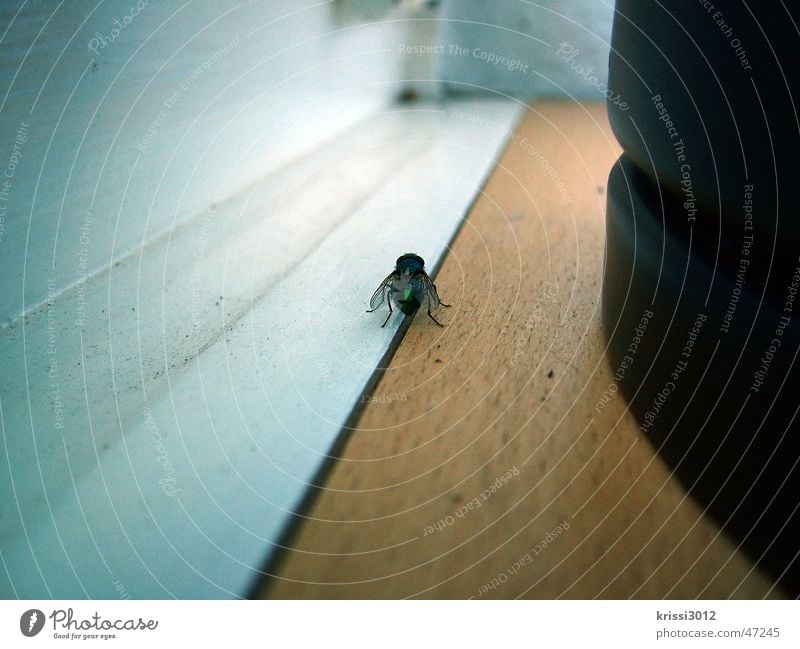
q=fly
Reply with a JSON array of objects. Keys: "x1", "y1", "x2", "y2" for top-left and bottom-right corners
[{"x1": 367, "y1": 253, "x2": 450, "y2": 327}]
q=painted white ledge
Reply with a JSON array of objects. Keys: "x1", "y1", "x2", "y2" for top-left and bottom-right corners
[{"x1": 0, "y1": 99, "x2": 521, "y2": 598}]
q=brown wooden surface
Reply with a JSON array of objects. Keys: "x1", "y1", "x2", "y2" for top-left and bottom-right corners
[{"x1": 260, "y1": 102, "x2": 782, "y2": 599}]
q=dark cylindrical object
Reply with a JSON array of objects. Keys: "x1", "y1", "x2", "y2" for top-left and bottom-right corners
[
  {"x1": 603, "y1": 1, "x2": 800, "y2": 593},
  {"x1": 604, "y1": 156, "x2": 800, "y2": 593},
  {"x1": 607, "y1": 0, "x2": 800, "y2": 274}
]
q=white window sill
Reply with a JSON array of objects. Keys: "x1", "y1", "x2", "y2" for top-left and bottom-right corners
[{"x1": 0, "y1": 98, "x2": 521, "y2": 598}]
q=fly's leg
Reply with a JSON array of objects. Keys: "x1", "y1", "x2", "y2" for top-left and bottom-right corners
[
  {"x1": 433, "y1": 283, "x2": 450, "y2": 307},
  {"x1": 425, "y1": 285, "x2": 446, "y2": 326},
  {"x1": 381, "y1": 301, "x2": 393, "y2": 328},
  {"x1": 427, "y1": 306, "x2": 445, "y2": 327}
]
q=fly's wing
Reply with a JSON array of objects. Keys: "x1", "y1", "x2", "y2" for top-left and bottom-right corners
[
  {"x1": 369, "y1": 271, "x2": 399, "y2": 310},
  {"x1": 420, "y1": 272, "x2": 442, "y2": 310}
]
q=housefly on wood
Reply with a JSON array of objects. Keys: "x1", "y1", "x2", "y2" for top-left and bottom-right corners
[{"x1": 367, "y1": 253, "x2": 450, "y2": 327}]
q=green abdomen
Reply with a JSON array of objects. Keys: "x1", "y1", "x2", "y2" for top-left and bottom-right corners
[{"x1": 399, "y1": 287, "x2": 421, "y2": 315}]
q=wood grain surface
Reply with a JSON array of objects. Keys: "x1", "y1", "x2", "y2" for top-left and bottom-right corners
[{"x1": 259, "y1": 102, "x2": 783, "y2": 599}]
